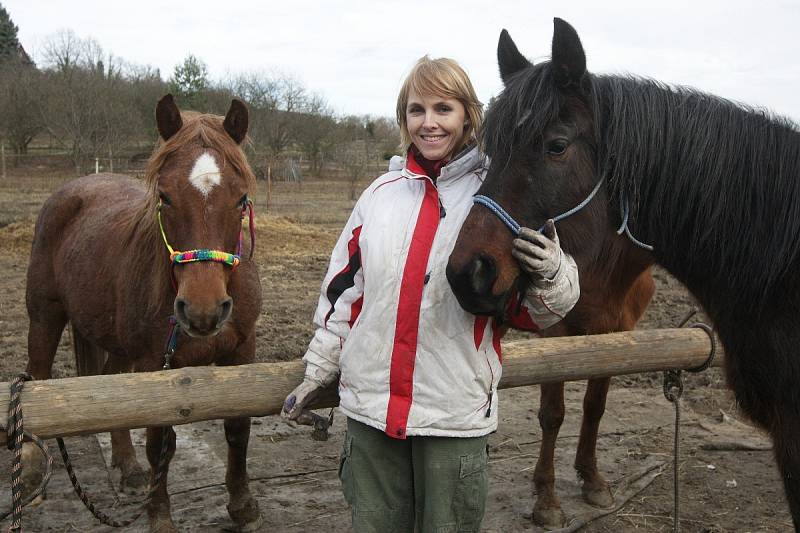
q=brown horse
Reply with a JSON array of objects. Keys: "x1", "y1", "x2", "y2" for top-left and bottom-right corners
[
  {"x1": 25, "y1": 95, "x2": 263, "y2": 532},
  {"x1": 446, "y1": 29, "x2": 655, "y2": 530},
  {"x1": 450, "y1": 18, "x2": 800, "y2": 531}
]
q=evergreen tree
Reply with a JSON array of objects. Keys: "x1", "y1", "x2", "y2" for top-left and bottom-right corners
[
  {"x1": 0, "y1": 4, "x2": 19, "y2": 62},
  {"x1": 168, "y1": 54, "x2": 209, "y2": 110}
]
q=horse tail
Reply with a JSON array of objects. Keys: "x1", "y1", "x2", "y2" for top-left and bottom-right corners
[{"x1": 71, "y1": 324, "x2": 107, "y2": 376}]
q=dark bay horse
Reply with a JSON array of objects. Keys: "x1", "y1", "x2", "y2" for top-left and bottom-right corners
[
  {"x1": 448, "y1": 18, "x2": 800, "y2": 530},
  {"x1": 25, "y1": 95, "x2": 262, "y2": 532},
  {"x1": 448, "y1": 22, "x2": 655, "y2": 530}
]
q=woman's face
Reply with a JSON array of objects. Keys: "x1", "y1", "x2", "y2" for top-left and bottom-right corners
[{"x1": 405, "y1": 89, "x2": 467, "y2": 161}]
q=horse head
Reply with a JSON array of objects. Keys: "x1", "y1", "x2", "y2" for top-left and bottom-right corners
[
  {"x1": 447, "y1": 19, "x2": 611, "y2": 316},
  {"x1": 150, "y1": 94, "x2": 254, "y2": 337}
]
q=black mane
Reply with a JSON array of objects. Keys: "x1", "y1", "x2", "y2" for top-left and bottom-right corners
[{"x1": 484, "y1": 61, "x2": 800, "y2": 313}]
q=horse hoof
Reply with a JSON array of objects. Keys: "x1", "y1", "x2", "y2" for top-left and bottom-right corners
[
  {"x1": 120, "y1": 467, "x2": 149, "y2": 494},
  {"x1": 150, "y1": 518, "x2": 179, "y2": 533},
  {"x1": 583, "y1": 484, "x2": 614, "y2": 508},
  {"x1": 227, "y1": 496, "x2": 263, "y2": 531},
  {"x1": 532, "y1": 505, "x2": 566, "y2": 530}
]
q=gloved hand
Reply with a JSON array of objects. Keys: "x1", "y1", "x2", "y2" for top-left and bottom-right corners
[
  {"x1": 511, "y1": 219, "x2": 563, "y2": 282},
  {"x1": 282, "y1": 378, "x2": 325, "y2": 422}
]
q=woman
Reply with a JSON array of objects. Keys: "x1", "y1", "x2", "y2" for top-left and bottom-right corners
[{"x1": 283, "y1": 56, "x2": 580, "y2": 532}]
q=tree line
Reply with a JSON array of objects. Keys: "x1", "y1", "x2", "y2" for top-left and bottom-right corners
[{"x1": 0, "y1": 7, "x2": 399, "y2": 179}]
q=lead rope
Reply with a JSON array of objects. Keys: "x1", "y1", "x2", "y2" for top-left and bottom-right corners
[
  {"x1": 663, "y1": 310, "x2": 717, "y2": 533},
  {"x1": 473, "y1": 174, "x2": 654, "y2": 251},
  {"x1": 1, "y1": 373, "x2": 53, "y2": 532},
  {"x1": 1, "y1": 373, "x2": 173, "y2": 530}
]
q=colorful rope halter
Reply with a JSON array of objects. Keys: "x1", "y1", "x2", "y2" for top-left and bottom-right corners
[{"x1": 157, "y1": 197, "x2": 256, "y2": 273}]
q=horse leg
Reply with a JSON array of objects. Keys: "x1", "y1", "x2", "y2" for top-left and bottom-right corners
[
  {"x1": 575, "y1": 377, "x2": 614, "y2": 507},
  {"x1": 218, "y1": 337, "x2": 262, "y2": 531},
  {"x1": 23, "y1": 306, "x2": 67, "y2": 500},
  {"x1": 146, "y1": 425, "x2": 177, "y2": 533},
  {"x1": 224, "y1": 417, "x2": 262, "y2": 531},
  {"x1": 533, "y1": 382, "x2": 567, "y2": 529},
  {"x1": 98, "y1": 356, "x2": 149, "y2": 493},
  {"x1": 771, "y1": 418, "x2": 800, "y2": 530}
]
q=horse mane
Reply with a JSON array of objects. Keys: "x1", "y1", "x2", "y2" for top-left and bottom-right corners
[
  {"x1": 484, "y1": 60, "x2": 800, "y2": 312},
  {"x1": 119, "y1": 110, "x2": 257, "y2": 317}
]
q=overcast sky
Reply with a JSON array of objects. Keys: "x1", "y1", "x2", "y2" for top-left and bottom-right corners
[{"x1": 5, "y1": 0, "x2": 800, "y2": 122}]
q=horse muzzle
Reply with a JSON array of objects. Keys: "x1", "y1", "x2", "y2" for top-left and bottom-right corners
[
  {"x1": 446, "y1": 254, "x2": 513, "y2": 316},
  {"x1": 174, "y1": 295, "x2": 233, "y2": 337}
]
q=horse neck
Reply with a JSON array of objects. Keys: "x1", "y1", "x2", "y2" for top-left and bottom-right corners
[
  {"x1": 119, "y1": 201, "x2": 175, "y2": 320},
  {"x1": 596, "y1": 76, "x2": 800, "y2": 313}
]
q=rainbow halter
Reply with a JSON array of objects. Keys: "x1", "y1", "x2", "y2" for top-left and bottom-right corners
[{"x1": 157, "y1": 198, "x2": 256, "y2": 272}]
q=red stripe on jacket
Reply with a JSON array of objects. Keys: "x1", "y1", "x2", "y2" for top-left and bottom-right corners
[{"x1": 385, "y1": 177, "x2": 440, "y2": 439}]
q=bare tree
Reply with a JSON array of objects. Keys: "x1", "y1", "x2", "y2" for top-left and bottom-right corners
[
  {"x1": 0, "y1": 58, "x2": 44, "y2": 156},
  {"x1": 39, "y1": 30, "x2": 165, "y2": 173}
]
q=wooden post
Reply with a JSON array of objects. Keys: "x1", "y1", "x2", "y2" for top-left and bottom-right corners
[
  {"x1": 266, "y1": 164, "x2": 272, "y2": 213},
  {"x1": 1, "y1": 141, "x2": 5, "y2": 179},
  {"x1": 95, "y1": 157, "x2": 99, "y2": 174},
  {"x1": 0, "y1": 328, "x2": 722, "y2": 445}
]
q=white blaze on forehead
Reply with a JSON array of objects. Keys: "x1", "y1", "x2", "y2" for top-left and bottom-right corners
[{"x1": 189, "y1": 152, "x2": 222, "y2": 196}]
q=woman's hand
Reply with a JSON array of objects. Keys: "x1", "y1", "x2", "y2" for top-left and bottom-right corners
[
  {"x1": 282, "y1": 379, "x2": 324, "y2": 421},
  {"x1": 511, "y1": 219, "x2": 563, "y2": 282}
]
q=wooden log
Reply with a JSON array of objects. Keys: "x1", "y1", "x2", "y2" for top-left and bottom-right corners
[{"x1": 0, "y1": 328, "x2": 721, "y2": 445}]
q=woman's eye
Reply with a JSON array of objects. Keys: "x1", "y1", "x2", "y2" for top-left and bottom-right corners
[
  {"x1": 437, "y1": 105, "x2": 452, "y2": 113},
  {"x1": 546, "y1": 139, "x2": 569, "y2": 156},
  {"x1": 408, "y1": 106, "x2": 423, "y2": 114}
]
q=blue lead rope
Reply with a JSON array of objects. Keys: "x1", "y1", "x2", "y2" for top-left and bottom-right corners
[
  {"x1": 473, "y1": 195, "x2": 521, "y2": 235},
  {"x1": 473, "y1": 175, "x2": 605, "y2": 235},
  {"x1": 473, "y1": 174, "x2": 653, "y2": 251}
]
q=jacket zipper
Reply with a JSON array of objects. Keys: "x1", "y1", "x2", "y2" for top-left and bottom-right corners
[{"x1": 484, "y1": 355, "x2": 495, "y2": 417}]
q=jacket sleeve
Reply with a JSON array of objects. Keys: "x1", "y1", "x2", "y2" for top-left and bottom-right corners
[
  {"x1": 505, "y1": 250, "x2": 580, "y2": 331},
  {"x1": 301, "y1": 190, "x2": 368, "y2": 386}
]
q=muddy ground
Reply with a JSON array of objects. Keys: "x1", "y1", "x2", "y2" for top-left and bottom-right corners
[{"x1": 0, "y1": 177, "x2": 792, "y2": 532}]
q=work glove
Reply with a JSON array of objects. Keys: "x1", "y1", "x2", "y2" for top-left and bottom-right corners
[
  {"x1": 511, "y1": 219, "x2": 563, "y2": 285},
  {"x1": 282, "y1": 365, "x2": 337, "y2": 440},
  {"x1": 283, "y1": 379, "x2": 324, "y2": 422}
]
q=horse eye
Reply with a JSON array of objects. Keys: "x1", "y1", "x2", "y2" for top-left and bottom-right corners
[
  {"x1": 158, "y1": 192, "x2": 172, "y2": 206},
  {"x1": 546, "y1": 139, "x2": 569, "y2": 156},
  {"x1": 237, "y1": 195, "x2": 248, "y2": 208}
]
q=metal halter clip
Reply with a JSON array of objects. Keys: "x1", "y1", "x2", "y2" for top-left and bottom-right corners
[{"x1": 163, "y1": 317, "x2": 180, "y2": 370}]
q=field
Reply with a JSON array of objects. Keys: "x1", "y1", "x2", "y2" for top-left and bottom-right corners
[{"x1": 0, "y1": 173, "x2": 792, "y2": 532}]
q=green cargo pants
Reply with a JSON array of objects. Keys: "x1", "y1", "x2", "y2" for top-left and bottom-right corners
[{"x1": 338, "y1": 417, "x2": 489, "y2": 533}]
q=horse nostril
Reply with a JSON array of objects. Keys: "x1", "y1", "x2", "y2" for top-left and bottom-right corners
[
  {"x1": 175, "y1": 298, "x2": 188, "y2": 324},
  {"x1": 469, "y1": 255, "x2": 497, "y2": 296},
  {"x1": 218, "y1": 297, "x2": 233, "y2": 326}
]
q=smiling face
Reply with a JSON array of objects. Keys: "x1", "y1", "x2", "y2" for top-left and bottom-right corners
[{"x1": 405, "y1": 89, "x2": 467, "y2": 162}]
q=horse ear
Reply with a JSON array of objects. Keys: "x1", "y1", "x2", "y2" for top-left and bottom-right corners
[
  {"x1": 497, "y1": 29, "x2": 531, "y2": 84},
  {"x1": 156, "y1": 94, "x2": 183, "y2": 141},
  {"x1": 223, "y1": 99, "x2": 249, "y2": 145},
  {"x1": 551, "y1": 18, "x2": 586, "y2": 89}
]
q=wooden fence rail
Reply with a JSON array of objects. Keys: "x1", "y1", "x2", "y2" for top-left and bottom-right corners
[{"x1": 0, "y1": 328, "x2": 722, "y2": 445}]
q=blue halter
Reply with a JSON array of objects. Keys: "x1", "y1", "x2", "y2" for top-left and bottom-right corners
[{"x1": 472, "y1": 175, "x2": 653, "y2": 251}]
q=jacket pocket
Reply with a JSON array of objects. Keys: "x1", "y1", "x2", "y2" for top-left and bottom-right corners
[{"x1": 457, "y1": 447, "x2": 489, "y2": 513}]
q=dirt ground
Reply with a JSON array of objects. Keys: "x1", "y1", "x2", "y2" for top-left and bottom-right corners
[{"x1": 0, "y1": 176, "x2": 793, "y2": 532}]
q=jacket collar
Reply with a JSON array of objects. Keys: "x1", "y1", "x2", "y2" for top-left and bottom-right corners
[{"x1": 391, "y1": 144, "x2": 485, "y2": 183}]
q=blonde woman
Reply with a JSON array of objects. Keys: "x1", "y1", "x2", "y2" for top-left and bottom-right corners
[{"x1": 284, "y1": 56, "x2": 579, "y2": 531}]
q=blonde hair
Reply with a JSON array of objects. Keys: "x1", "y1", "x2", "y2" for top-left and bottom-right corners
[{"x1": 396, "y1": 56, "x2": 483, "y2": 154}]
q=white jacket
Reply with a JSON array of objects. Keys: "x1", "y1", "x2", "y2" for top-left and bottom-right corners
[{"x1": 303, "y1": 146, "x2": 579, "y2": 438}]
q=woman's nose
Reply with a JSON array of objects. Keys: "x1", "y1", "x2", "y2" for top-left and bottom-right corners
[{"x1": 423, "y1": 111, "x2": 438, "y2": 129}]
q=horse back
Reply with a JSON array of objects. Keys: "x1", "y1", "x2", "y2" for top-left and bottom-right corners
[{"x1": 27, "y1": 174, "x2": 148, "y2": 347}]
